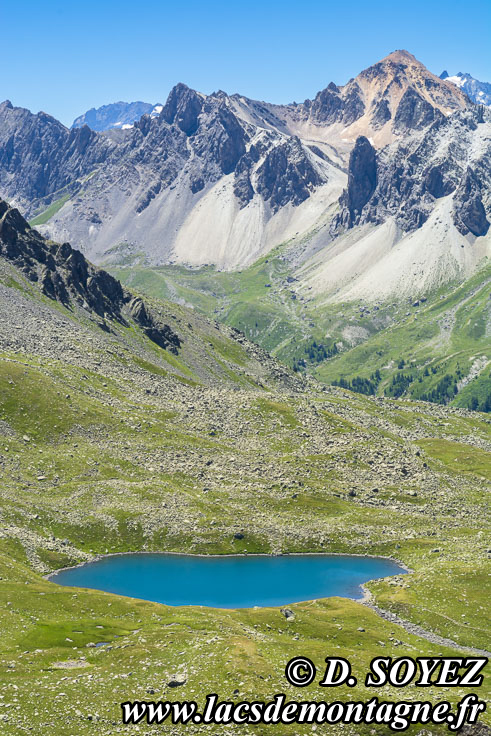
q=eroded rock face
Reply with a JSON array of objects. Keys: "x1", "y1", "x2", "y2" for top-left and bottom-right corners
[
  {"x1": 371, "y1": 97, "x2": 392, "y2": 128},
  {"x1": 335, "y1": 136, "x2": 377, "y2": 228},
  {"x1": 0, "y1": 201, "x2": 181, "y2": 352},
  {"x1": 127, "y1": 295, "x2": 180, "y2": 351},
  {"x1": 453, "y1": 167, "x2": 490, "y2": 237},
  {"x1": 346, "y1": 136, "x2": 377, "y2": 220},
  {"x1": 307, "y1": 82, "x2": 364, "y2": 126},
  {"x1": 256, "y1": 137, "x2": 323, "y2": 212},
  {"x1": 193, "y1": 101, "x2": 248, "y2": 175},
  {"x1": 0, "y1": 101, "x2": 111, "y2": 204},
  {"x1": 394, "y1": 88, "x2": 443, "y2": 132},
  {"x1": 333, "y1": 108, "x2": 490, "y2": 237},
  {"x1": 341, "y1": 83, "x2": 366, "y2": 126},
  {"x1": 233, "y1": 159, "x2": 255, "y2": 208},
  {"x1": 161, "y1": 83, "x2": 203, "y2": 136},
  {"x1": 305, "y1": 85, "x2": 344, "y2": 124},
  {"x1": 424, "y1": 163, "x2": 456, "y2": 199}
]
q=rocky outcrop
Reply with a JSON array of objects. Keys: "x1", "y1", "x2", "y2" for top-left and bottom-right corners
[
  {"x1": 256, "y1": 137, "x2": 323, "y2": 212},
  {"x1": 304, "y1": 84, "x2": 343, "y2": 124},
  {"x1": 333, "y1": 108, "x2": 490, "y2": 236},
  {"x1": 0, "y1": 101, "x2": 111, "y2": 205},
  {"x1": 161, "y1": 83, "x2": 203, "y2": 136},
  {"x1": 453, "y1": 167, "x2": 490, "y2": 236},
  {"x1": 393, "y1": 87, "x2": 443, "y2": 132},
  {"x1": 306, "y1": 81, "x2": 364, "y2": 127},
  {"x1": 341, "y1": 83, "x2": 366, "y2": 126},
  {"x1": 0, "y1": 200, "x2": 123, "y2": 319},
  {"x1": 127, "y1": 295, "x2": 180, "y2": 351},
  {"x1": 371, "y1": 97, "x2": 392, "y2": 128},
  {"x1": 233, "y1": 159, "x2": 255, "y2": 208},
  {"x1": 193, "y1": 100, "x2": 248, "y2": 175},
  {"x1": 347, "y1": 136, "x2": 376, "y2": 222},
  {"x1": 334, "y1": 136, "x2": 377, "y2": 228},
  {"x1": 0, "y1": 200, "x2": 180, "y2": 352},
  {"x1": 424, "y1": 162, "x2": 456, "y2": 199}
]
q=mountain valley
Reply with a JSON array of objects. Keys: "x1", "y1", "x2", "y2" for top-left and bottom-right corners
[
  {"x1": 0, "y1": 201, "x2": 490, "y2": 734},
  {"x1": 0, "y1": 43, "x2": 490, "y2": 734},
  {"x1": 1, "y1": 50, "x2": 488, "y2": 416}
]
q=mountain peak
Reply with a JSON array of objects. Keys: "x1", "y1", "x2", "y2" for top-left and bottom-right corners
[
  {"x1": 317, "y1": 48, "x2": 473, "y2": 147},
  {"x1": 382, "y1": 49, "x2": 419, "y2": 64},
  {"x1": 161, "y1": 83, "x2": 204, "y2": 135}
]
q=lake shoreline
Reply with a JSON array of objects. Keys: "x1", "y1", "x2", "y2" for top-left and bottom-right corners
[
  {"x1": 45, "y1": 550, "x2": 412, "y2": 607},
  {"x1": 361, "y1": 587, "x2": 491, "y2": 657}
]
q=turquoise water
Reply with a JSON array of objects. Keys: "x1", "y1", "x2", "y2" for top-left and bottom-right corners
[{"x1": 50, "y1": 553, "x2": 406, "y2": 608}]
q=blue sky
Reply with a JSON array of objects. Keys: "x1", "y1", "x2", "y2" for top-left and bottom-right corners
[{"x1": 2, "y1": 0, "x2": 490, "y2": 126}]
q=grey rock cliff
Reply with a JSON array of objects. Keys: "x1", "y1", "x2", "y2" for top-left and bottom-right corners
[
  {"x1": 333, "y1": 107, "x2": 490, "y2": 236},
  {"x1": 336, "y1": 136, "x2": 377, "y2": 227},
  {"x1": 453, "y1": 167, "x2": 490, "y2": 237},
  {"x1": 256, "y1": 136, "x2": 323, "y2": 212}
]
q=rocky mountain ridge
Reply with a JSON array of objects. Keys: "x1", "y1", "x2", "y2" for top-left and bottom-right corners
[
  {"x1": 231, "y1": 50, "x2": 471, "y2": 149},
  {"x1": 0, "y1": 199, "x2": 180, "y2": 350},
  {"x1": 0, "y1": 50, "x2": 478, "y2": 277},
  {"x1": 0, "y1": 90, "x2": 343, "y2": 269},
  {"x1": 334, "y1": 107, "x2": 490, "y2": 237}
]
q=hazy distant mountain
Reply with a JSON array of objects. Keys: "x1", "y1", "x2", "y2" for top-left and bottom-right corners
[
  {"x1": 440, "y1": 70, "x2": 491, "y2": 106},
  {"x1": 71, "y1": 101, "x2": 163, "y2": 131}
]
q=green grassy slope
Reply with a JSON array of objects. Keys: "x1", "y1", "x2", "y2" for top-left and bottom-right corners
[
  {"x1": 110, "y1": 255, "x2": 491, "y2": 413},
  {"x1": 314, "y1": 264, "x2": 491, "y2": 411},
  {"x1": 29, "y1": 193, "x2": 71, "y2": 226},
  {"x1": 1, "y1": 353, "x2": 490, "y2": 733},
  {"x1": 0, "y1": 255, "x2": 490, "y2": 734}
]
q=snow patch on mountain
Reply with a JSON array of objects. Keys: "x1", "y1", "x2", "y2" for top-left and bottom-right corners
[
  {"x1": 71, "y1": 101, "x2": 162, "y2": 131},
  {"x1": 440, "y1": 71, "x2": 491, "y2": 106}
]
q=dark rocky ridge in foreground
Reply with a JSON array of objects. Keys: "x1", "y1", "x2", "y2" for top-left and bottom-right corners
[{"x1": 0, "y1": 199, "x2": 180, "y2": 351}]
